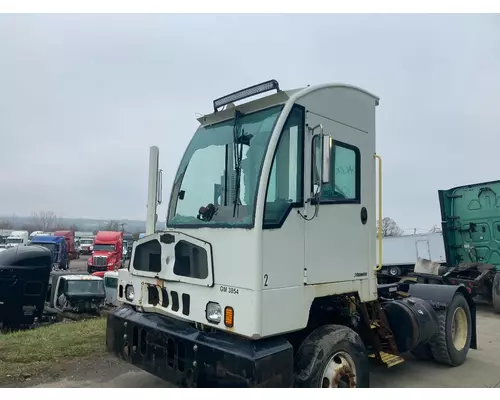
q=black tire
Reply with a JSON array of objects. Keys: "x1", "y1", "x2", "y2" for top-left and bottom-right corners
[
  {"x1": 294, "y1": 325, "x2": 370, "y2": 388},
  {"x1": 388, "y1": 266, "x2": 401, "y2": 277},
  {"x1": 492, "y1": 272, "x2": 500, "y2": 314},
  {"x1": 428, "y1": 292, "x2": 472, "y2": 366},
  {"x1": 411, "y1": 343, "x2": 433, "y2": 361},
  {"x1": 87, "y1": 266, "x2": 92, "y2": 274}
]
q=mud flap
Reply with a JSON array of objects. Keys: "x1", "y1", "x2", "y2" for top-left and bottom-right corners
[{"x1": 404, "y1": 283, "x2": 477, "y2": 350}]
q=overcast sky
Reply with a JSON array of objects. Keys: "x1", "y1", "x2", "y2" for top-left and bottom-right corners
[{"x1": 0, "y1": 14, "x2": 499, "y2": 231}]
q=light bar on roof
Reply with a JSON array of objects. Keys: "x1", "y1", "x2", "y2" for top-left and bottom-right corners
[{"x1": 213, "y1": 79, "x2": 280, "y2": 112}]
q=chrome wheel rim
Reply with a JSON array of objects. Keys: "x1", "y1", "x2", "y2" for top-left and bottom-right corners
[
  {"x1": 321, "y1": 351, "x2": 357, "y2": 388},
  {"x1": 451, "y1": 306, "x2": 468, "y2": 351}
]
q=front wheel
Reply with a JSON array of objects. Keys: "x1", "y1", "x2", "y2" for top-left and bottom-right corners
[
  {"x1": 428, "y1": 292, "x2": 472, "y2": 366},
  {"x1": 294, "y1": 325, "x2": 369, "y2": 388}
]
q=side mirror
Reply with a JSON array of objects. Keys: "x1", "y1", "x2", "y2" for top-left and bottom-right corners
[{"x1": 321, "y1": 134, "x2": 332, "y2": 184}]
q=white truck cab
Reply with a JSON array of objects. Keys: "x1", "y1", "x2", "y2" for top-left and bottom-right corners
[
  {"x1": 6, "y1": 230, "x2": 29, "y2": 248},
  {"x1": 28, "y1": 231, "x2": 44, "y2": 244},
  {"x1": 106, "y1": 80, "x2": 477, "y2": 388}
]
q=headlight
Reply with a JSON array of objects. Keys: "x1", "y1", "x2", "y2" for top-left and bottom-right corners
[
  {"x1": 206, "y1": 302, "x2": 222, "y2": 324},
  {"x1": 125, "y1": 285, "x2": 135, "y2": 301}
]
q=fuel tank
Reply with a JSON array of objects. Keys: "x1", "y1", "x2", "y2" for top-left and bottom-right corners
[{"x1": 382, "y1": 297, "x2": 439, "y2": 354}]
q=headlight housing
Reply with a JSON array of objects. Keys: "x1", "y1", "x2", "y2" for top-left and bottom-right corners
[
  {"x1": 206, "y1": 302, "x2": 222, "y2": 324},
  {"x1": 125, "y1": 285, "x2": 135, "y2": 301}
]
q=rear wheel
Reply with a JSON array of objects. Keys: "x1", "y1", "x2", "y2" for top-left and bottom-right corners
[
  {"x1": 428, "y1": 292, "x2": 472, "y2": 366},
  {"x1": 294, "y1": 325, "x2": 369, "y2": 388},
  {"x1": 492, "y1": 272, "x2": 500, "y2": 314},
  {"x1": 388, "y1": 266, "x2": 402, "y2": 277}
]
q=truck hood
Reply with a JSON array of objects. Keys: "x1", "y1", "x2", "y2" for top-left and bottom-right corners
[{"x1": 439, "y1": 180, "x2": 500, "y2": 271}]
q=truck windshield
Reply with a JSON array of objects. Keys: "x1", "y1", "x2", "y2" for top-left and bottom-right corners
[
  {"x1": 94, "y1": 244, "x2": 115, "y2": 251},
  {"x1": 168, "y1": 105, "x2": 283, "y2": 228},
  {"x1": 6, "y1": 238, "x2": 23, "y2": 244},
  {"x1": 31, "y1": 243, "x2": 57, "y2": 252},
  {"x1": 67, "y1": 280, "x2": 105, "y2": 295},
  {"x1": 80, "y1": 239, "x2": 93, "y2": 245}
]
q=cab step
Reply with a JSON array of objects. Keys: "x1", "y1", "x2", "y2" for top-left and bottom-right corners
[{"x1": 369, "y1": 351, "x2": 405, "y2": 368}]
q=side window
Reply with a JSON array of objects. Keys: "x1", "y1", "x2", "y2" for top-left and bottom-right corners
[
  {"x1": 263, "y1": 105, "x2": 304, "y2": 228},
  {"x1": 312, "y1": 137, "x2": 360, "y2": 202}
]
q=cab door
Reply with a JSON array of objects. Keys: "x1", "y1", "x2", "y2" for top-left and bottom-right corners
[{"x1": 304, "y1": 113, "x2": 372, "y2": 284}]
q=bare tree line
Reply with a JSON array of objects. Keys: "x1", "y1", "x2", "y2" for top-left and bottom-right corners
[
  {"x1": 0, "y1": 211, "x2": 138, "y2": 235},
  {"x1": 0, "y1": 212, "x2": 424, "y2": 240}
]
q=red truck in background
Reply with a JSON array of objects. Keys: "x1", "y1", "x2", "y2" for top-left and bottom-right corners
[
  {"x1": 87, "y1": 231, "x2": 123, "y2": 274},
  {"x1": 53, "y1": 230, "x2": 79, "y2": 260}
]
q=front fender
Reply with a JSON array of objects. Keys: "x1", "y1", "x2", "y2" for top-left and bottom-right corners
[{"x1": 403, "y1": 283, "x2": 477, "y2": 350}]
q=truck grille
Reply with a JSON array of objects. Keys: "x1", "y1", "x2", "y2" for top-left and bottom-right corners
[
  {"x1": 94, "y1": 256, "x2": 107, "y2": 267},
  {"x1": 146, "y1": 285, "x2": 190, "y2": 316}
]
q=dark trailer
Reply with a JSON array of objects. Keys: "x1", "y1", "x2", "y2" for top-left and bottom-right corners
[{"x1": 0, "y1": 245, "x2": 51, "y2": 329}]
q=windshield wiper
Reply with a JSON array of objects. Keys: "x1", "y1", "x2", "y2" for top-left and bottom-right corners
[
  {"x1": 232, "y1": 112, "x2": 253, "y2": 218},
  {"x1": 232, "y1": 111, "x2": 243, "y2": 217}
]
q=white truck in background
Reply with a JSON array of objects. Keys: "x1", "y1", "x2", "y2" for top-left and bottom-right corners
[
  {"x1": 376, "y1": 231, "x2": 446, "y2": 277},
  {"x1": 5, "y1": 230, "x2": 29, "y2": 248},
  {"x1": 28, "y1": 231, "x2": 44, "y2": 244},
  {"x1": 0, "y1": 229, "x2": 12, "y2": 252}
]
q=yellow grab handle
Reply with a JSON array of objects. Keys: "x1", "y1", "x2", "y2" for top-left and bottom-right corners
[{"x1": 374, "y1": 154, "x2": 382, "y2": 271}]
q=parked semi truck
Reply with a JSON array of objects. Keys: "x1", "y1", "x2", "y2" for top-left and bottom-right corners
[
  {"x1": 87, "y1": 231, "x2": 123, "y2": 273},
  {"x1": 376, "y1": 232, "x2": 446, "y2": 277},
  {"x1": 54, "y1": 230, "x2": 79, "y2": 260},
  {"x1": 28, "y1": 231, "x2": 44, "y2": 244},
  {"x1": 436, "y1": 180, "x2": 500, "y2": 312},
  {"x1": 106, "y1": 80, "x2": 477, "y2": 388},
  {"x1": 378, "y1": 181, "x2": 500, "y2": 313},
  {"x1": 0, "y1": 246, "x2": 51, "y2": 329},
  {"x1": 29, "y1": 235, "x2": 70, "y2": 270},
  {"x1": 79, "y1": 237, "x2": 95, "y2": 255},
  {"x1": 5, "y1": 230, "x2": 29, "y2": 248},
  {"x1": 0, "y1": 229, "x2": 12, "y2": 252}
]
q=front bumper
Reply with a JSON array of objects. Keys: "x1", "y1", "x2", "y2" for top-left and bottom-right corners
[
  {"x1": 106, "y1": 306, "x2": 293, "y2": 387},
  {"x1": 88, "y1": 265, "x2": 109, "y2": 272}
]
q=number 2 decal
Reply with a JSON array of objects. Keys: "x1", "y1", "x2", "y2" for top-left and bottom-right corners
[{"x1": 263, "y1": 274, "x2": 269, "y2": 287}]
